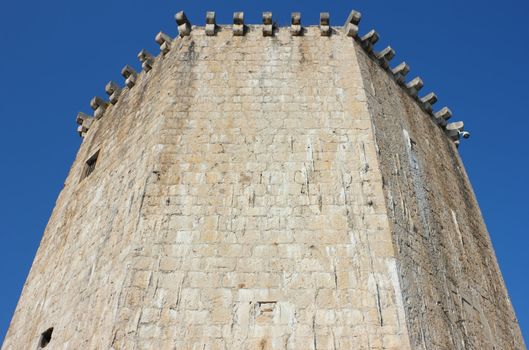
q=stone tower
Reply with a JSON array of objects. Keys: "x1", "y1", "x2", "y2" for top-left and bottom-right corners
[{"x1": 3, "y1": 9, "x2": 525, "y2": 350}]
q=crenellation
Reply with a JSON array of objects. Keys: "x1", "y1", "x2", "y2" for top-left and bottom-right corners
[
  {"x1": 262, "y1": 12, "x2": 274, "y2": 37},
  {"x1": 360, "y1": 29, "x2": 380, "y2": 53},
  {"x1": 406, "y1": 76, "x2": 424, "y2": 97},
  {"x1": 75, "y1": 112, "x2": 93, "y2": 138},
  {"x1": 445, "y1": 121, "x2": 470, "y2": 146},
  {"x1": 155, "y1": 31, "x2": 173, "y2": 55},
  {"x1": 105, "y1": 81, "x2": 122, "y2": 104},
  {"x1": 391, "y1": 62, "x2": 410, "y2": 85},
  {"x1": 375, "y1": 46, "x2": 396, "y2": 69},
  {"x1": 233, "y1": 12, "x2": 245, "y2": 36},
  {"x1": 138, "y1": 49, "x2": 155, "y2": 72},
  {"x1": 205, "y1": 11, "x2": 217, "y2": 36},
  {"x1": 121, "y1": 64, "x2": 138, "y2": 88},
  {"x1": 320, "y1": 12, "x2": 331, "y2": 36},
  {"x1": 290, "y1": 12, "x2": 302, "y2": 36},
  {"x1": 420, "y1": 92, "x2": 438, "y2": 113},
  {"x1": 343, "y1": 10, "x2": 362, "y2": 37},
  {"x1": 175, "y1": 11, "x2": 191, "y2": 37},
  {"x1": 434, "y1": 106, "x2": 452, "y2": 126},
  {"x1": 70, "y1": 10, "x2": 470, "y2": 143},
  {"x1": 90, "y1": 96, "x2": 109, "y2": 119}
]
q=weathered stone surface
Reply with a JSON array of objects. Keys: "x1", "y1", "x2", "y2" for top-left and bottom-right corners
[
  {"x1": 105, "y1": 81, "x2": 122, "y2": 104},
  {"x1": 343, "y1": 10, "x2": 361, "y2": 37},
  {"x1": 3, "y1": 21, "x2": 524, "y2": 350},
  {"x1": 262, "y1": 12, "x2": 274, "y2": 37},
  {"x1": 233, "y1": 12, "x2": 245, "y2": 36},
  {"x1": 290, "y1": 12, "x2": 302, "y2": 36},
  {"x1": 138, "y1": 49, "x2": 155, "y2": 72},
  {"x1": 205, "y1": 11, "x2": 217, "y2": 36},
  {"x1": 175, "y1": 11, "x2": 191, "y2": 37},
  {"x1": 155, "y1": 31, "x2": 173, "y2": 55},
  {"x1": 356, "y1": 44, "x2": 525, "y2": 349}
]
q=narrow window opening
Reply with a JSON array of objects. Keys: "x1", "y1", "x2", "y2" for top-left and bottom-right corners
[
  {"x1": 82, "y1": 150, "x2": 99, "y2": 180},
  {"x1": 38, "y1": 327, "x2": 53, "y2": 348}
]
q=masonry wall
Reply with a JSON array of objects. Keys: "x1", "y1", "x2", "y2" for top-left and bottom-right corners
[
  {"x1": 3, "y1": 23, "x2": 524, "y2": 350},
  {"x1": 355, "y1": 44, "x2": 525, "y2": 349},
  {"x1": 4, "y1": 27, "x2": 412, "y2": 350},
  {"x1": 2, "y1": 35, "x2": 168, "y2": 348}
]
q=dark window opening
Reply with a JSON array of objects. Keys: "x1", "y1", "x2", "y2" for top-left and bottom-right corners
[
  {"x1": 82, "y1": 150, "x2": 99, "y2": 180},
  {"x1": 38, "y1": 327, "x2": 53, "y2": 348}
]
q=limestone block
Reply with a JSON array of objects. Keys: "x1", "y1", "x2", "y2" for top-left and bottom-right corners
[
  {"x1": 90, "y1": 96, "x2": 109, "y2": 119},
  {"x1": 75, "y1": 112, "x2": 93, "y2": 138},
  {"x1": 360, "y1": 29, "x2": 379, "y2": 53},
  {"x1": 434, "y1": 106, "x2": 452, "y2": 126},
  {"x1": 121, "y1": 64, "x2": 137, "y2": 88},
  {"x1": 138, "y1": 49, "x2": 155, "y2": 72},
  {"x1": 320, "y1": 12, "x2": 331, "y2": 36},
  {"x1": 420, "y1": 92, "x2": 437, "y2": 113},
  {"x1": 343, "y1": 10, "x2": 362, "y2": 37},
  {"x1": 262, "y1": 12, "x2": 274, "y2": 37},
  {"x1": 105, "y1": 81, "x2": 122, "y2": 104},
  {"x1": 233, "y1": 12, "x2": 245, "y2": 36},
  {"x1": 155, "y1": 32, "x2": 173, "y2": 55},
  {"x1": 375, "y1": 46, "x2": 395, "y2": 69},
  {"x1": 175, "y1": 11, "x2": 191, "y2": 37},
  {"x1": 290, "y1": 12, "x2": 302, "y2": 36},
  {"x1": 446, "y1": 121, "x2": 469, "y2": 142},
  {"x1": 406, "y1": 76, "x2": 424, "y2": 97},
  {"x1": 391, "y1": 62, "x2": 410, "y2": 85},
  {"x1": 205, "y1": 11, "x2": 217, "y2": 36}
]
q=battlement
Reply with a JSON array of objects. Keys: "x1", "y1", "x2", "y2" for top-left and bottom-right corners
[{"x1": 77, "y1": 10, "x2": 470, "y2": 146}]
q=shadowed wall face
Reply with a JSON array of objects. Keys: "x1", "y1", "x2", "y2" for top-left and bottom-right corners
[
  {"x1": 2, "y1": 21, "x2": 523, "y2": 350},
  {"x1": 355, "y1": 46, "x2": 525, "y2": 349}
]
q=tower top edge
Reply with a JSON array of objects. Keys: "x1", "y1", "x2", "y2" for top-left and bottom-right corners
[{"x1": 76, "y1": 9, "x2": 470, "y2": 148}]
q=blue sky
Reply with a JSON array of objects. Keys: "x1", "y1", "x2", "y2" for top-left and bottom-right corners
[{"x1": 0, "y1": 0, "x2": 527, "y2": 344}]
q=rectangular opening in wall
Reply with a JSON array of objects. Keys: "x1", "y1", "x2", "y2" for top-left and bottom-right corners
[{"x1": 81, "y1": 150, "x2": 99, "y2": 180}]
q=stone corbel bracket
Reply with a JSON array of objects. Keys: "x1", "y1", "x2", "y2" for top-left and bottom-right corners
[
  {"x1": 434, "y1": 107, "x2": 452, "y2": 127},
  {"x1": 392, "y1": 62, "x2": 410, "y2": 85},
  {"x1": 360, "y1": 30, "x2": 379, "y2": 53},
  {"x1": 205, "y1": 11, "x2": 218, "y2": 36},
  {"x1": 138, "y1": 49, "x2": 155, "y2": 72},
  {"x1": 105, "y1": 81, "x2": 122, "y2": 105},
  {"x1": 262, "y1": 12, "x2": 275, "y2": 37},
  {"x1": 420, "y1": 92, "x2": 437, "y2": 113},
  {"x1": 175, "y1": 11, "x2": 191, "y2": 37},
  {"x1": 233, "y1": 12, "x2": 245, "y2": 36},
  {"x1": 406, "y1": 77, "x2": 424, "y2": 98},
  {"x1": 320, "y1": 13, "x2": 331, "y2": 36},
  {"x1": 446, "y1": 121, "x2": 470, "y2": 146},
  {"x1": 76, "y1": 112, "x2": 94, "y2": 138},
  {"x1": 291, "y1": 12, "x2": 302, "y2": 36},
  {"x1": 90, "y1": 96, "x2": 109, "y2": 119},
  {"x1": 343, "y1": 10, "x2": 361, "y2": 37},
  {"x1": 375, "y1": 46, "x2": 395, "y2": 69},
  {"x1": 155, "y1": 32, "x2": 173, "y2": 55},
  {"x1": 121, "y1": 65, "x2": 138, "y2": 89}
]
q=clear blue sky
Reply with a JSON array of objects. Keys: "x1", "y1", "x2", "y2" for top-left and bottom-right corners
[{"x1": 0, "y1": 0, "x2": 527, "y2": 344}]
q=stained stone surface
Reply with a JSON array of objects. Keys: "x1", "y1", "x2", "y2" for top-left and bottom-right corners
[{"x1": 3, "y1": 25, "x2": 524, "y2": 350}]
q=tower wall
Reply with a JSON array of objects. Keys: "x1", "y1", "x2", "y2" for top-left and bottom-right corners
[
  {"x1": 2, "y1": 19, "x2": 524, "y2": 350},
  {"x1": 355, "y1": 45, "x2": 525, "y2": 348}
]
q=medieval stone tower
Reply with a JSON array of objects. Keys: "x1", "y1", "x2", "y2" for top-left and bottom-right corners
[{"x1": 3, "y1": 9, "x2": 525, "y2": 350}]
